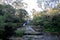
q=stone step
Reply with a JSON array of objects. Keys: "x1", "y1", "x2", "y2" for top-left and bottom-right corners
[{"x1": 24, "y1": 32, "x2": 43, "y2": 35}]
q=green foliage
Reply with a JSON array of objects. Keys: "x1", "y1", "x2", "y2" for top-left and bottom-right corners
[
  {"x1": 0, "y1": 4, "x2": 28, "y2": 39},
  {"x1": 3, "y1": 4, "x2": 15, "y2": 14},
  {"x1": 15, "y1": 30, "x2": 25, "y2": 37},
  {"x1": 42, "y1": 14, "x2": 60, "y2": 32},
  {"x1": 17, "y1": 9, "x2": 28, "y2": 18},
  {"x1": 32, "y1": 12, "x2": 60, "y2": 32},
  {"x1": 32, "y1": 16, "x2": 44, "y2": 26}
]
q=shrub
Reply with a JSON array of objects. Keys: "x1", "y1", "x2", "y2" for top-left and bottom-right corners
[{"x1": 15, "y1": 30, "x2": 25, "y2": 37}]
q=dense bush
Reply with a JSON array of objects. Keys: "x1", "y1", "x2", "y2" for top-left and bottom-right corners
[
  {"x1": 0, "y1": 4, "x2": 28, "y2": 40},
  {"x1": 15, "y1": 30, "x2": 25, "y2": 37},
  {"x1": 32, "y1": 12, "x2": 60, "y2": 33},
  {"x1": 42, "y1": 14, "x2": 60, "y2": 32}
]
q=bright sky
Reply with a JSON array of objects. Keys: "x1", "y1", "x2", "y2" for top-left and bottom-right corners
[
  {"x1": 3, "y1": 0, "x2": 42, "y2": 11},
  {"x1": 22, "y1": 0, "x2": 43, "y2": 19},
  {"x1": 23, "y1": 0, "x2": 42, "y2": 11},
  {"x1": 1, "y1": 0, "x2": 59, "y2": 19},
  {"x1": 1, "y1": 0, "x2": 43, "y2": 19}
]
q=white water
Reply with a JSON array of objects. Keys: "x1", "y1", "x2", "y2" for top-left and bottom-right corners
[{"x1": 25, "y1": 26, "x2": 36, "y2": 33}]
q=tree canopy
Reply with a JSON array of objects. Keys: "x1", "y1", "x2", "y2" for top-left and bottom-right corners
[{"x1": 0, "y1": 4, "x2": 28, "y2": 39}]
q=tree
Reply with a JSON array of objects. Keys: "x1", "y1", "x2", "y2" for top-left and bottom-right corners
[
  {"x1": 18, "y1": 9, "x2": 28, "y2": 17},
  {"x1": 12, "y1": 0, "x2": 28, "y2": 9},
  {"x1": 2, "y1": 4, "x2": 16, "y2": 14},
  {"x1": 32, "y1": 9, "x2": 60, "y2": 33},
  {"x1": 0, "y1": 4, "x2": 4, "y2": 15},
  {"x1": 0, "y1": 4, "x2": 28, "y2": 40}
]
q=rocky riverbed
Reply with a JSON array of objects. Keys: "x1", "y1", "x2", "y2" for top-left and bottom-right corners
[
  {"x1": 9, "y1": 25, "x2": 60, "y2": 40},
  {"x1": 9, "y1": 33, "x2": 60, "y2": 40}
]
